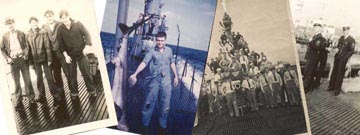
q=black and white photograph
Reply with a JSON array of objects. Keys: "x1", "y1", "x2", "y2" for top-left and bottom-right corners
[
  {"x1": 100, "y1": 0, "x2": 217, "y2": 134},
  {"x1": 291, "y1": 0, "x2": 360, "y2": 134},
  {"x1": 0, "y1": 0, "x2": 117, "y2": 134},
  {"x1": 192, "y1": 0, "x2": 309, "y2": 134}
]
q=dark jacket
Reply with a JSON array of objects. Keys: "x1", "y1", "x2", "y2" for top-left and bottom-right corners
[
  {"x1": 336, "y1": 35, "x2": 355, "y2": 61},
  {"x1": 57, "y1": 20, "x2": 92, "y2": 58},
  {"x1": 26, "y1": 28, "x2": 52, "y2": 63},
  {"x1": 304, "y1": 33, "x2": 327, "y2": 60},
  {"x1": 0, "y1": 30, "x2": 28, "y2": 62},
  {"x1": 42, "y1": 22, "x2": 62, "y2": 51},
  {"x1": 42, "y1": 21, "x2": 63, "y2": 60}
]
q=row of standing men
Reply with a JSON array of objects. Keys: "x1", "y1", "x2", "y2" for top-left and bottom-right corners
[{"x1": 0, "y1": 10, "x2": 97, "y2": 111}]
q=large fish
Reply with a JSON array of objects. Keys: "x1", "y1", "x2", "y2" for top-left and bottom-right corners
[{"x1": 111, "y1": 15, "x2": 153, "y2": 131}]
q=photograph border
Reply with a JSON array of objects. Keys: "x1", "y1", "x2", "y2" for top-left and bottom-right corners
[
  {"x1": 285, "y1": 0, "x2": 312, "y2": 134},
  {"x1": 0, "y1": 0, "x2": 118, "y2": 134}
]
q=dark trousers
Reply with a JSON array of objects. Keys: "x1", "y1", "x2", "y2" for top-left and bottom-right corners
[
  {"x1": 263, "y1": 85, "x2": 273, "y2": 108},
  {"x1": 34, "y1": 61, "x2": 60, "y2": 100},
  {"x1": 246, "y1": 89, "x2": 257, "y2": 110},
  {"x1": 303, "y1": 59, "x2": 319, "y2": 92},
  {"x1": 50, "y1": 51, "x2": 64, "y2": 89},
  {"x1": 314, "y1": 53, "x2": 328, "y2": 86},
  {"x1": 285, "y1": 81, "x2": 300, "y2": 105},
  {"x1": 68, "y1": 54, "x2": 96, "y2": 96},
  {"x1": 225, "y1": 92, "x2": 239, "y2": 116},
  {"x1": 329, "y1": 56, "x2": 348, "y2": 92},
  {"x1": 272, "y1": 83, "x2": 284, "y2": 105},
  {"x1": 10, "y1": 58, "x2": 35, "y2": 106}
]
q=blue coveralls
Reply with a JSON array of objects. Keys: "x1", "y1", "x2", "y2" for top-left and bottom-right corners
[{"x1": 142, "y1": 45, "x2": 174, "y2": 128}]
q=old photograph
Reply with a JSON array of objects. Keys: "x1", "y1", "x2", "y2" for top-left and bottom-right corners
[
  {"x1": 100, "y1": 0, "x2": 217, "y2": 135},
  {"x1": 192, "y1": 0, "x2": 309, "y2": 134},
  {"x1": 0, "y1": 0, "x2": 117, "y2": 134},
  {"x1": 291, "y1": 0, "x2": 360, "y2": 134}
]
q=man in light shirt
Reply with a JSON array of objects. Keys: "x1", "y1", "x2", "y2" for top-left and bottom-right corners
[
  {"x1": 258, "y1": 67, "x2": 273, "y2": 108},
  {"x1": 283, "y1": 65, "x2": 300, "y2": 105},
  {"x1": 0, "y1": 17, "x2": 36, "y2": 111},
  {"x1": 268, "y1": 66, "x2": 284, "y2": 107},
  {"x1": 242, "y1": 75, "x2": 258, "y2": 111},
  {"x1": 222, "y1": 78, "x2": 239, "y2": 117}
]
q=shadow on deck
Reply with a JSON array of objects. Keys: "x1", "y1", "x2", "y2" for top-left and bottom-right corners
[
  {"x1": 306, "y1": 81, "x2": 360, "y2": 135},
  {"x1": 192, "y1": 105, "x2": 307, "y2": 135},
  {"x1": 13, "y1": 73, "x2": 109, "y2": 135},
  {"x1": 124, "y1": 80, "x2": 197, "y2": 135}
]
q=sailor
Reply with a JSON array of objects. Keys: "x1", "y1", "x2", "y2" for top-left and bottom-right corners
[
  {"x1": 212, "y1": 68, "x2": 223, "y2": 113},
  {"x1": 129, "y1": 32, "x2": 179, "y2": 134},
  {"x1": 242, "y1": 74, "x2": 258, "y2": 111},
  {"x1": 258, "y1": 66, "x2": 273, "y2": 108},
  {"x1": 268, "y1": 66, "x2": 284, "y2": 107},
  {"x1": 42, "y1": 10, "x2": 68, "y2": 102},
  {"x1": 208, "y1": 58, "x2": 221, "y2": 74},
  {"x1": 328, "y1": 26, "x2": 355, "y2": 96},
  {"x1": 250, "y1": 50, "x2": 260, "y2": 66},
  {"x1": 239, "y1": 50, "x2": 248, "y2": 73},
  {"x1": 206, "y1": 80, "x2": 215, "y2": 114},
  {"x1": 159, "y1": 14, "x2": 167, "y2": 32},
  {"x1": 248, "y1": 63, "x2": 259, "y2": 77},
  {"x1": 0, "y1": 17, "x2": 36, "y2": 111},
  {"x1": 57, "y1": 10, "x2": 98, "y2": 100},
  {"x1": 303, "y1": 23, "x2": 326, "y2": 93},
  {"x1": 314, "y1": 33, "x2": 330, "y2": 88},
  {"x1": 220, "y1": 31, "x2": 228, "y2": 46},
  {"x1": 27, "y1": 17, "x2": 61, "y2": 108},
  {"x1": 222, "y1": 77, "x2": 240, "y2": 117},
  {"x1": 283, "y1": 65, "x2": 300, "y2": 105}
]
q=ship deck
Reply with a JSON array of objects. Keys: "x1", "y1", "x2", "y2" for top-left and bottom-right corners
[
  {"x1": 192, "y1": 104, "x2": 307, "y2": 134},
  {"x1": 11, "y1": 72, "x2": 109, "y2": 135},
  {"x1": 306, "y1": 81, "x2": 360, "y2": 135}
]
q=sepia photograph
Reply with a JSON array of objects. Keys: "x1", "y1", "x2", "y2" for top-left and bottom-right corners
[
  {"x1": 192, "y1": 0, "x2": 309, "y2": 134},
  {"x1": 291, "y1": 0, "x2": 360, "y2": 134},
  {"x1": 0, "y1": 0, "x2": 117, "y2": 134},
  {"x1": 100, "y1": 0, "x2": 217, "y2": 135}
]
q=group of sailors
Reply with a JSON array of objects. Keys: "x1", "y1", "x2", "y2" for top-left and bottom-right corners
[
  {"x1": 197, "y1": 13, "x2": 302, "y2": 119},
  {"x1": 1, "y1": 10, "x2": 97, "y2": 112},
  {"x1": 303, "y1": 23, "x2": 356, "y2": 96}
]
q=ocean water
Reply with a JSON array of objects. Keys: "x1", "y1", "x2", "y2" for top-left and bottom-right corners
[{"x1": 100, "y1": 32, "x2": 208, "y2": 134}]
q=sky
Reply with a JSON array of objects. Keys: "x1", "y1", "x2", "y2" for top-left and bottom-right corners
[
  {"x1": 290, "y1": 0, "x2": 360, "y2": 36},
  {"x1": 101, "y1": 0, "x2": 217, "y2": 51},
  {"x1": 206, "y1": 0, "x2": 297, "y2": 65}
]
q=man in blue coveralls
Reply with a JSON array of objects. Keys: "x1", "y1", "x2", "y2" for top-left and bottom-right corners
[{"x1": 129, "y1": 31, "x2": 179, "y2": 135}]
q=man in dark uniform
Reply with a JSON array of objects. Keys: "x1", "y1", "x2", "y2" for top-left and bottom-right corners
[
  {"x1": 303, "y1": 23, "x2": 327, "y2": 93},
  {"x1": 208, "y1": 58, "x2": 220, "y2": 74},
  {"x1": 57, "y1": 10, "x2": 98, "y2": 100},
  {"x1": 328, "y1": 26, "x2": 355, "y2": 96},
  {"x1": 314, "y1": 34, "x2": 330, "y2": 88}
]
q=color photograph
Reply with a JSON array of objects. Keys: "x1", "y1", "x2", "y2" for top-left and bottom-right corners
[{"x1": 100, "y1": 0, "x2": 217, "y2": 135}]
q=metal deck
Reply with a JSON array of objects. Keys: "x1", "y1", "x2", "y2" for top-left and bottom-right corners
[
  {"x1": 306, "y1": 82, "x2": 360, "y2": 135},
  {"x1": 192, "y1": 105, "x2": 307, "y2": 135},
  {"x1": 13, "y1": 72, "x2": 109, "y2": 135}
]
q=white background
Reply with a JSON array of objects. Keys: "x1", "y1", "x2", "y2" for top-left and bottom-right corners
[{"x1": 0, "y1": 0, "x2": 130, "y2": 134}]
